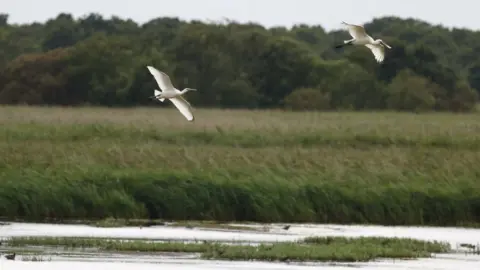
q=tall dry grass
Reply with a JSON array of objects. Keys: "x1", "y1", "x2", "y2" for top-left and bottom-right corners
[{"x1": 0, "y1": 105, "x2": 479, "y2": 226}]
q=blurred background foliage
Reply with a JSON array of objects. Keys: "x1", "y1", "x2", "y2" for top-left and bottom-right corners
[{"x1": 0, "y1": 13, "x2": 479, "y2": 112}]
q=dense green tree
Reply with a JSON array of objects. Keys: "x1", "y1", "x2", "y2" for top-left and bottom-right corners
[
  {"x1": 66, "y1": 33, "x2": 136, "y2": 106},
  {"x1": 467, "y1": 63, "x2": 480, "y2": 95},
  {"x1": 386, "y1": 69, "x2": 437, "y2": 112},
  {"x1": 284, "y1": 87, "x2": 331, "y2": 111},
  {"x1": 0, "y1": 13, "x2": 478, "y2": 111},
  {"x1": 0, "y1": 48, "x2": 72, "y2": 104},
  {"x1": 0, "y1": 14, "x2": 8, "y2": 27},
  {"x1": 42, "y1": 13, "x2": 80, "y2": 51}
]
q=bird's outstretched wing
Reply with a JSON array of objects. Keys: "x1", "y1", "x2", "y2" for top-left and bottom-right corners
[
  {"x1": 169, "y1": 96, "x2": 195, "y2": 122},
  {"x1": 146, "y1": 66, "x2": 175, "y2": 92},
  {"x1": 341, "y1": 21, "x2": 368, "y2": 40},
  {"x1": 365, "y1": 44, "x2": 385, "y2": 63}
]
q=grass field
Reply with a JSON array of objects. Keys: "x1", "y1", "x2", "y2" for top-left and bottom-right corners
[
  {"x1": 5, "y1": 236, "x2": 450, "y2": 262},
  {"x1": 0, "y1": 105, "x2": 479, "y2": 225}
]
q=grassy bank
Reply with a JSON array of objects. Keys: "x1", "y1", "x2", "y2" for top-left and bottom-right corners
[
  {"x1": 5, "y1": 236, "x2": 450, "y2": 262},
  {"x1": 0, "y1": 106, "x2": 479, "y2": 226},
  {"x1": 92, "y1": 218, "x2": 263, "y2": 231},
  {"x1": 2, "y1": 106, "x2": 480, "y2": 149},
  {"x1": 0, "y1": 170, "x2": 479, "y2": 225}
]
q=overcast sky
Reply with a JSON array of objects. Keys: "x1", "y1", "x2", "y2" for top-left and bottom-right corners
[{"x1": 3, "y1": 0, "x2": 479, "y2": 31}]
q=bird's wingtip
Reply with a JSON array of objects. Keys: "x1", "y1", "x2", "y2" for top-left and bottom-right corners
[{"x1": 146, "y1": 66, "x2": 156, "y2": 72}]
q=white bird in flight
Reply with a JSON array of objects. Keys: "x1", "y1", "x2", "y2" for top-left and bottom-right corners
[
  {"x1": 335, "y1": 21, "x2": 392, "y2": 63},
  {"x1": 147, "y1": 66, "x2": 197, "y2": 122}
]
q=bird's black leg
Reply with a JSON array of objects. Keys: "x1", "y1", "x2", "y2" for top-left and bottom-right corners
[
  {"x1": 335, "y1": 40, "x2": 353, "y2": 49},
  {"x1": 149, "y1": 94, "x2": 162, "y2": 100}
]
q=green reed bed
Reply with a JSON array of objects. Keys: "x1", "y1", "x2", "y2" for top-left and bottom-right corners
[
  {"x1": 0, "y1": 106, "x2": 479, "y2": 226},
  {"x1": 0, "y1": 168, "x2": 479, "y2": 226},
  {"x1": 5, "y1": 236, "x2": 450, "y2": 262}
]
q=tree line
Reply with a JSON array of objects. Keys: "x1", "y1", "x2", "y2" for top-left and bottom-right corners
[{"x1": 0, "y1": 13, "x2": 479, "y2": 111}]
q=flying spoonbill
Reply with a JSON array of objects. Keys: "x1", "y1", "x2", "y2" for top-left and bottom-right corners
[
  {"x1": 147, "y1": 66, "x2": 197, "y2": 122},
  {"x1": 335, "y1": 21, "x2": 392, "y2": 63}
]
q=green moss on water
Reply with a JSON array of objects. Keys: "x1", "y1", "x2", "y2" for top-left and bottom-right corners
[{"x1": 6, "y1": 236, "x2": 451, "y2": 262}]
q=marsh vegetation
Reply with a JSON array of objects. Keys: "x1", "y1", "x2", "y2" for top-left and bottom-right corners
[
  {"x1": 5, "y1": 236, "x2": 450, "y2": 262},
  {"x1": 0, "y1": 106, "x2": 479, "y2": 226}
]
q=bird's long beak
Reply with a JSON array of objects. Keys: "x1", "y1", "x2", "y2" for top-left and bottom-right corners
[{"x1": 381, "y1": 41, "x2": 392, "y2": 49}]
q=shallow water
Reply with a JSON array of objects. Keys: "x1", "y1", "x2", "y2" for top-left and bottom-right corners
[
  {"x1": 2, "y1": 222, "x2": 480, "y2": 248},
  {"x1": 1, "y1": 222, "x2": 479, "y2": 270},
  {"x1": 0, "y1": 222, "x2": 298, "y2": 242},
  {"x1": 261, "y1": 223, "x2": 480, "y2": 248},
  {"x1": 1, "y1": 254, "x2": 480, "y2": 270}
]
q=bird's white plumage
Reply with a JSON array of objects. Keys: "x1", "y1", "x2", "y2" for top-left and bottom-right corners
[
  {"x1": 342, "y1": 21, "x2": 369, "y2": 40},
  {"x1": 170, "y1": 96, "x2": 194, "y2": 121},
  {"x1": 365, "y1": 44, "x2": 385, "y2": 63},
  {"x1": 147, "y1": 66, "x2": 195, "y2": 122},
  {"x1": 147, "y1": 66, "x2": 175, "y2": 92},
  {"x1": 154, "y1": 90, "x2": 165, "y2": 102},
  {"x1": 339, "y1": 21, "x2": 391, "y2": 63}
]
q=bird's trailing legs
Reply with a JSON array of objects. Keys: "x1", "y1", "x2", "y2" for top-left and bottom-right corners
[
  {"x1": 149, "y1": 94, "x2": 161, "y2": 100},
  {"x1": 149, "y1": 95, "x2": 165, "y2": 102},
  {"x1": 335, "y1": 39, "x2": 354, "y2": 49},
  {"x1": 149, "y1": 90, "x2": 165, "y2": 102}
]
